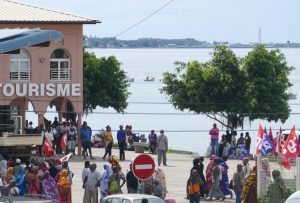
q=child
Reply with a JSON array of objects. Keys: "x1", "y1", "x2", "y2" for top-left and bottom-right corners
[{"x1": 9, "y1": 180, "x2": 19, "y2": 196}]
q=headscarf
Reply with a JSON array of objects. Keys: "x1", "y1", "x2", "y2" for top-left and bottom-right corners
[
  {"x1": 242, "y1": 169, "x2": 257, "y2": 202},
  {"x1": 268, "y1": 170, "x2": 286, "y2": 203},
  {"x1": 5, "y1": 167, "x2": 14, "y2": 182},
  {"x1": 272, "y1": 170, "x2": 285, "y2": 187},
  {"x1": 101, "y1": 162, "x2": 112, "y2": 192},
  {"x1": 42, "y1": 171, "x2": 59, "y2": 203},
  {"x1": 57, "y1": 169, "x2": 71, "y2": 190},
  {"x1": 193, "y1": 158, "x2": 199, "y2": 166}
]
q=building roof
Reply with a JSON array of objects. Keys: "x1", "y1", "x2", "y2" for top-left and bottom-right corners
[
  {"x1": 0, "y1": 28, "x2": 63, "y2": 54},
  {"x1": 0, "y1": 0, "x2": 100, "y2": 24}
]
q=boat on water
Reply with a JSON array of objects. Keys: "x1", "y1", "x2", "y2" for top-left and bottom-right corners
[
  {"x1": 288, "y1": 90, "x2": 297, "y2": 100},
  {"x1": 127, "y1": 77, "x2": 134, "y2": 82},
  {"x1": 144, "y1": 75, "x2": 155, "y2": 82}
]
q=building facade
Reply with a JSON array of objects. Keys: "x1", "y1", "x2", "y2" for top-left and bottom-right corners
[{"x1": 0, "y1": 0, "x2": 98, "y2": 140}]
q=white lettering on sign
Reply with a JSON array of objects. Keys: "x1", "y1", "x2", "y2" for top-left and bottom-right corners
[
  {"x1": 0, "y1": 83, "x2": 81, "y2": 97},
  {"x1": 72, "y1": 83, "x2": 81, "y2": 96},
  {"x1": 15, "y1": 83, "x2": 27, "y2": 97},
  {"x1": 57, "y1": 84, "x2": 70, "y2": 96},
  {"x1": 46, "y1": 83, "x2": 56, "y2": 96},
  {"x1": 3, "y1": 84, "x2": 14, "y2": 97},
  {"x1": 29, "y1": 83, "x2": 39, "y2": 96},
  {"x1": 135, "y1": 164, "x2": 153, "y2": 170}
]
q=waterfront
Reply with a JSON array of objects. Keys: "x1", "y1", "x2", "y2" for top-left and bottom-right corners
[{"x1": 28, "y1": 48, "x2": 300, "y2": 155}]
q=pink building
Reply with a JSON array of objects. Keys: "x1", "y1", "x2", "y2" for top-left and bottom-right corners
[
  {"x1": 0, "y1": 0, "x2": 99, "y2": 132},
  {"x1": 0, "y1": 0, "x2": 99, "y2": 126}
]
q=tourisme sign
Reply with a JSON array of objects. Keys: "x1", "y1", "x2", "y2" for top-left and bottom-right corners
[
  {"x1": 0, "y1": 83, "x2": 81, "y2": 97},
  {"x1": 132, "y1": 154, "x2": 155, "y2": 180}
]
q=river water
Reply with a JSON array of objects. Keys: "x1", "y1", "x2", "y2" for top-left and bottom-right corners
[{"x1": 29, "y1": 48, "x2": 300, "y2": 155}]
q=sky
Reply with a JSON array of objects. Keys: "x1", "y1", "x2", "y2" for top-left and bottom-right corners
[{"x1": 20, "y1": 0, "x2": 299, "y2": 43}]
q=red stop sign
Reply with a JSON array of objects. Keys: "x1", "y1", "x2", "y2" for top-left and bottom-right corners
[{"x1": 132, "y1": 154, "x2": 155, "y2": 180}]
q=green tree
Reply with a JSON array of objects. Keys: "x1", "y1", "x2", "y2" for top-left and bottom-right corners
[
  {"x1": 161, "y1": 45, "x2": 292, "y2": 131},
  {"x1": 83, "y1": 48, "x2": 130, "y2": 113},
  {"x1": 242, "y1": 45, "x2": 291, "y2": 123}
]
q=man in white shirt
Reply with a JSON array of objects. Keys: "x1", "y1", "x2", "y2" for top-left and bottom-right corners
[{"x1": 83, "y1": 163, "x2": 101, "y2": 203}]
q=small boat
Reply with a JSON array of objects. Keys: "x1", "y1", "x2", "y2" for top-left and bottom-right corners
[
  {"x1": 144, "y1": 75, "x2": 155, "y2": 82},
  {"x1": 288, "y1": 91, "x2": 297, "y2": 100},
  {"x1": 127, "y1": 77, "x2": 134, "y2": 82}
]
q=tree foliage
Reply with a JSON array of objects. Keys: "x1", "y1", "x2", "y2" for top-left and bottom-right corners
[
  {"x1": 161, "y1": 45, "x2": 292, "y2": 130},
  {"x1": 83, "y1": 48, "x2": 130, "y2": 113}
]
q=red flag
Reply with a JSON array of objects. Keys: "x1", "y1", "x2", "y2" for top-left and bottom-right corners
[
  {"x1": 60, "y1": 132, "x2": 67, "y2": 152},
  {"x1": 43, "y1": 138, "x2": 54, "y2": 157},
  {"x1": 277, "y1": 127, "x2": 285, "y2": 153},
  {"x1": 256, "y1": 123, "x2": 264, "y2": 155},
  {"x1": 282, "y1": 158, "x2": 291, "y2": 169},
  {"x1": 282, "y1": 126, "x2": 298, "y2": 169}
]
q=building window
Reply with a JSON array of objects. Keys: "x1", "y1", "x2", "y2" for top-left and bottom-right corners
[
  {"x1": 10, "y1": 49, "x2": 31, "y2": 81},
  {"x1": 50, "y1": 49, "x2": 70, "y2": 81}
]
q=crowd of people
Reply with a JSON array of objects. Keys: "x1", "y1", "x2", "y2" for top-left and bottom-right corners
[
  {"x1": 0, "y1": 155, "x2": 167, "y2": 203},
  {"x1": 0, "y1": 157, "x2": 73, "y2": 203},
  {"x1": 1, "y1": 118, "x2": 291, "y2": 203},
  {"x1": 208, "y1": 123, "x2": 252, "y2": 160},
  {"x1": 184, "y1": 123, "x2": 289, "y2": 203},
  {"x1": 187, "y1": 154, "x2": 288, "y2": 203},
  {"x1": 81, "y1": 155, "x2": 167, "y2": 203}
]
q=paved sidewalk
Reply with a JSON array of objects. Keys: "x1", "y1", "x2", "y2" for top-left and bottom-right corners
[{"x1": 68, "y1": 147, "x2": 242, "y2": 203}]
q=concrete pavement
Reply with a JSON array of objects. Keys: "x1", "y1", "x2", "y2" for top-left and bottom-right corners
[{"x1": 68, "y1": 147, "x2": 243, "y2": 203}]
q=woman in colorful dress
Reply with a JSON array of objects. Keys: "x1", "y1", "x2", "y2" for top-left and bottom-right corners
[
  {"x1": 15, "y1": 166, "x2": 26, "y2": 196},
  {"x1": 220, "y1": 157, "x2": 232, "y2": 198},
  {"x1": 57, "y1": 169, "x2": 71, "y2": 203},
  {"x1": 205, "y1": 155, "x2": 216, "y2": 195},
  {"x1": 26, "y1": 166, "x2": 40, "y2": 195},
  {"x1": 42, "y1": 171, "x2": 59, "y2": 203},
  {"x1": 5, "y1": 167, "x2": 15, "y2": 183},
  {"x1": 242, "y1": 165, "x2": 257, "y2": 203},
  {"x1": 101, "y1": 163, "x2": 112, "y2": 200}
]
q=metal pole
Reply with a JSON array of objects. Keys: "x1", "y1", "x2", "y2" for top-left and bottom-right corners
[
  {"x1": 296, "y1": 157, "x2": 300, "y2": 191},
  {"x1": 257, "y1": 155, "x2": 261, "y2": 196}
]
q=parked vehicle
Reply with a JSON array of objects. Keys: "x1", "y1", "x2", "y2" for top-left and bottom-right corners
[
  {"x1": 101, "y1": 194, "x2": 164, "y2": 203},
  {"x1": 0, "y1": 105, "x2": 43, "y2": 160}
]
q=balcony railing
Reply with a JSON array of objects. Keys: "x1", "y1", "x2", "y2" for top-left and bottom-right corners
[
  {"x1": 50, "y1": 69, "x2": 71, "y2": 81},
  {"x1": 10, "y1": 70, "x2": 31, "y2": 81}
]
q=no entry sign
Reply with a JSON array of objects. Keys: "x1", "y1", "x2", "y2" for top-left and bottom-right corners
[{"x1": 132, "y1": 154, "x2": 155, "y2": 180}]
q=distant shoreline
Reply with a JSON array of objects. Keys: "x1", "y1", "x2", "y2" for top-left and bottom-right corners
[
  {"x1": 88, "y1": 46, "x2": 300, "y2": 49},
  {"x1": 85, "y1": 37, "x2": 300, "y2": 49}
]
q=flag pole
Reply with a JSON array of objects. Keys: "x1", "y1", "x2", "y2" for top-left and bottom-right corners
[{"x1": 257, "y1": 155, "x2": 261, "y2": 197}]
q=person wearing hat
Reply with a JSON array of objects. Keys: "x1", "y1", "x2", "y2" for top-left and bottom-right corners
[
  {"x1": 157, "y1": 130, "x2": 168, "y2": 166},
  {"x1": 13, "y1": 159, "x2": 21, "y2": 176},
  {"x1": 148, "y1": 130, "x2": 157, "y2": 154},
  {"x1": 117, "y1": 125, "x2": 126, "y2": 160},
  {"x1": 103, "y1": 125, "x2": 114, "y2": 160}
]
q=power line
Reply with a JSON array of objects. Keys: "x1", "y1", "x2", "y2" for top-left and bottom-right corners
[
  {"x1": 1, "y1": 97, "x2": 300, "y2": 106},
  {"x1": 114, "y1": 0, "x2": 176, "y2": 38},
  {"x1": 2, "y1": 109, "x2": 300, "y2": 116}
]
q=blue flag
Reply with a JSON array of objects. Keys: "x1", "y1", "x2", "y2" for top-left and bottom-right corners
[{"x1": 261, "y1": 127, "x2": 274, "y2": 156}]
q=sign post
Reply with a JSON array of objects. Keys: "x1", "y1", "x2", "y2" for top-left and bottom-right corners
[{"x1": 132, "y1": 154, "x2": 155, "y2": 180}]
